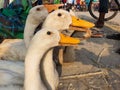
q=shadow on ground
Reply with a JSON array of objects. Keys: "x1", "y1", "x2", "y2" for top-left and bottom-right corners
[{"x1": 58, "y1": 14, "x2": 120, "y2": 90}]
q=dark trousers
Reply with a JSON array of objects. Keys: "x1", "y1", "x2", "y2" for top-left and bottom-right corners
[
  {"x1": 99, "y1": 0, "x2": 109, "y2": 13},
  {"x1": 37, "y1": 0, "x2": 42, "y2": 5}
]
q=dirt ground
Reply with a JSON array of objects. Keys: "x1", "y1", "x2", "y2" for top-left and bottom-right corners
[{"x1": 58, "y1": 12, "x2": 120, "y2": 90}]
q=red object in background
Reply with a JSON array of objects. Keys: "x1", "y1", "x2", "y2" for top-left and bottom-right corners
[
  {"x1": 62, "y1": 0, "x2": 67, "y2": 3},
  {"x1": 77, "y1": 0, "x2": 81, "y2": 4}
]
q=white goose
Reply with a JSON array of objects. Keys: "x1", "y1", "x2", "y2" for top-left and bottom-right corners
[
  {"x1": 0, "y1": 28, "x2": 80, "y2": 90},
  {"x1": 0, "y1": 5, "x2": 48, "y2": 61}
]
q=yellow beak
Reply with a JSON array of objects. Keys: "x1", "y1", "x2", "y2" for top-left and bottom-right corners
[
  {"x1": 70, "y1": 16, "x2": 95, "y2": 29},
  {"x1": 44, "y1": 4, "x2": 64, "y2": 13},
  {"x1": 59, "y1": 33, "x2": 80, "y2": 46}
]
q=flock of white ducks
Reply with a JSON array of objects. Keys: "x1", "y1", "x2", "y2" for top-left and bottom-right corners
[
  {"x1": 0, "y1": 5, "x2": 94, "y2": 61},
  {"x1": 0, "y1": 5, "x2": 94, "y2": 90}
]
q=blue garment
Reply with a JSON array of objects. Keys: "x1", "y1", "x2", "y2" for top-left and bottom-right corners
[
  {"x1": 0, "y1": 0, "x2": 32, "y2": 39},
  {"x1": 85, "y1": 0, "x2": 90, "y2": 6}
]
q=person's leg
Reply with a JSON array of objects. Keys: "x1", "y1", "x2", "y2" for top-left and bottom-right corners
[{"x1": 95, "y1": 0, "x2": 109, "y2": 28}]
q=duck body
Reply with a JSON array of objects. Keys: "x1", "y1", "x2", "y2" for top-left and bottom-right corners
[
  {"x1": 0, "y1": 60, "x2": 24, "y2": 90},
  {"x1": 0, "y1": 40, "x2": 26, "y2": 60},
  {"x1": 0, "y1": 60, "x2": 24, "y2": 86},
  {"x1": 0, "y1": 85, "x2": 23, "y2": 90}
]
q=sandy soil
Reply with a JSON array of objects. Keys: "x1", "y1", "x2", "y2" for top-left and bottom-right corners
[{"x1": 58, "y1": 11, "x2": 120, "y2": 90}]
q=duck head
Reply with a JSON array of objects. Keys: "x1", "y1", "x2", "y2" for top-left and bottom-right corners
[
  {"x1": 32, "y1": 28, "x2": 81, "y2": 48},
  {"x1": 28, "y1": 5, "x2": 48, "y2": 24},
  {"x1": 42, "y1": 9, "x2": 94, "y2": 32}
]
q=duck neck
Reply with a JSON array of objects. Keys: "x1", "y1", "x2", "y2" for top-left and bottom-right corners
[
  {"x1": 41, "y1": 49, "x2": 58, "y2": 90},
  {"x1": 24, "y1": 44, "x2": 49, "y2": 90},
  {"x1": 24, "y1": 15, "x2": 40, "y2": 48}
]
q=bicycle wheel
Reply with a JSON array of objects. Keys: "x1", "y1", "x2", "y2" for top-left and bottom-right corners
[{"x1": 88, "y1": 0, "x2": 118, "y2": 21}]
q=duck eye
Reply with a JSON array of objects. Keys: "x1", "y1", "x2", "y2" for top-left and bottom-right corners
[
  {"x1": 58, "y1": 13, "x2": 62, "y2": 17},
  {"x1": 36, "y1": 7, "x2": 41, "y2": 11},
  {"x1": 47, "y1": 31, "x2": 52, "y2": 35}
]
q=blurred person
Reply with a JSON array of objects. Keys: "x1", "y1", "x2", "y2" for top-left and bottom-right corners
[
  {"x1": 85, "y1": 0, "x2": 90, "y2": 10},
  {"x1": 76, "y1": 0, "x2": 81, "y2": 10},
  {"x1": 66, "y1": 0, "x2": 76, "y2": 11},
  {"x1": 95, "y1": 0, "x2": 109, "y2": 28},
  {"x1": 85, "y1": 0, "x2": 90, "y2": 6}
]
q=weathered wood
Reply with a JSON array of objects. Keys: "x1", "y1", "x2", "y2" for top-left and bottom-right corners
[{"x1": 58, "y1": 48, "x2": 64, "y2": 65}]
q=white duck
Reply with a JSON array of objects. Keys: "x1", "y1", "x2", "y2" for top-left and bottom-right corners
[
  {"x1": 42, "y1": 9, "x2": 94, "y2": 30},
  {"x1": 24, "y1": 28, "x2": 80, "y2": 90},
  {"x1": 0, "y1": 28, "x2": 80, "y2": 90},
  {"x1": 23, "y1": 5, "x2": 48, "y2": 48},
  {"x1": 0, "y1": 5, "x2": 48, "y2": 61}
]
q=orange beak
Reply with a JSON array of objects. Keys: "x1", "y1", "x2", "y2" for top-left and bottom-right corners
[
  {"x1": 44, "y1": 4, "x2": 64, "y2": 13},
  {"x1": 59, "y1": 33, "x2": 80, "y2": 46},
  {"x1": 70, "y1": 16, "x2": 95, "y2": 28}
]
